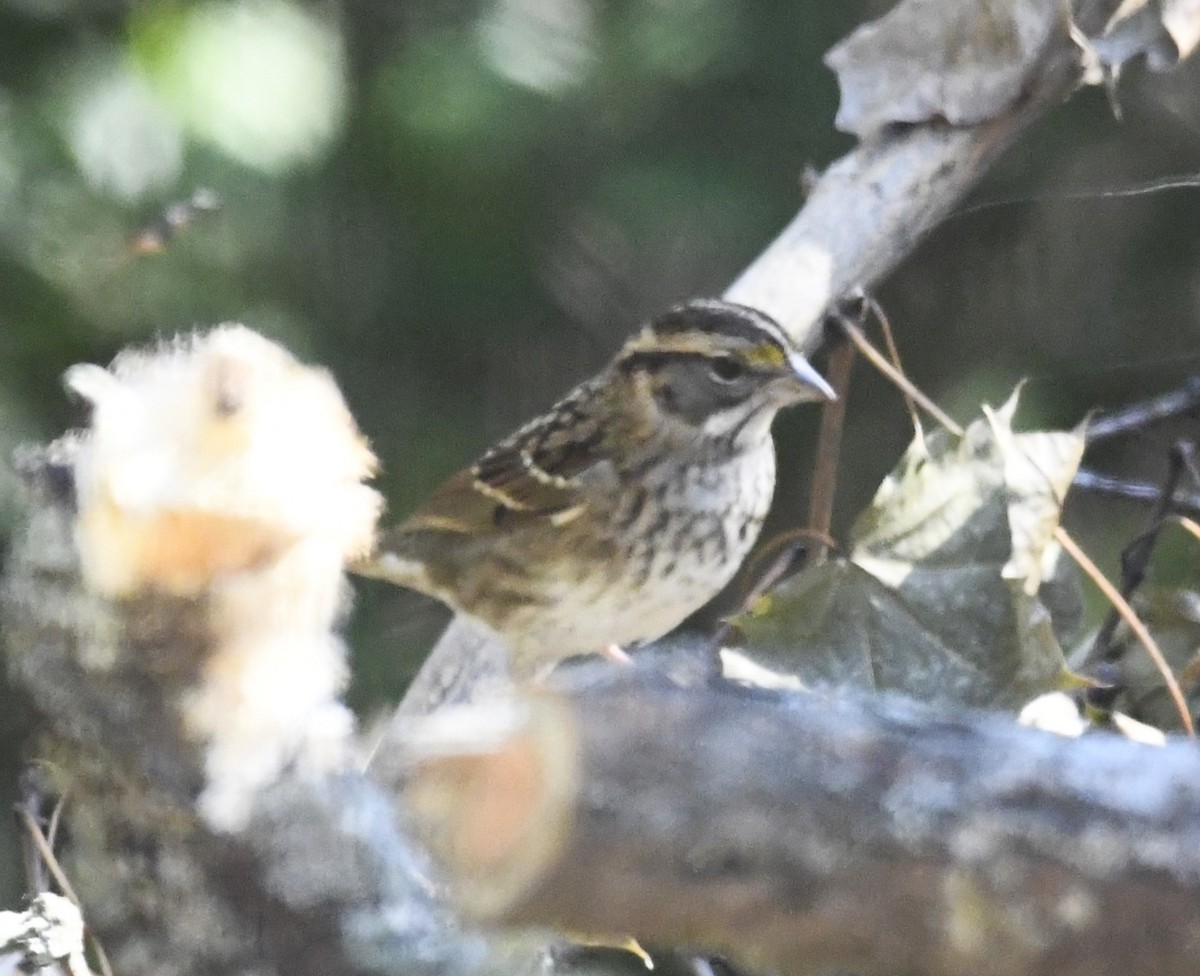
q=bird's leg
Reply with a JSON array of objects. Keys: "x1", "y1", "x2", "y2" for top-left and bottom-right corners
[{"x1": 600, "y1": 643, "x2": 633, "y2": 666}]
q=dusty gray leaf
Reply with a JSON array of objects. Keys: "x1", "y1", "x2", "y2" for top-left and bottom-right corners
[
  {"x1": 985, "y1": 391, "x2": 1085, "y2": 595},
  {"x1": 1164, "y1": 0, "x2": 1200, "y2": 58},
  {"x1": 735, "y1": 559, "x2": 1066, "y2": 709},
  {"x1": 1089, "y1": 0, "x2": 1200, "y2": 70},
  {"x1": 733, "y1": 392, "x2": 1083, "y2": 710},
  {"x1": 1038, "y1": 543, "x2": 1085, "y2": 646},
  {"x1": 729, "y1": 559, "x2": 1012, "y2": 705},
  {"x1": 852, "y1": 390, "x2": 1084, "y2": 600},
  {"x1": 825, "y1": 0, "x2": 1062, "y2": 136}
]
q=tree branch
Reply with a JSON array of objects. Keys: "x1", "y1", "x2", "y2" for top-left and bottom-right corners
[
  {"x1": 396, "y1": 669, "x2": 1200, "y2": 976},
  {"x1": 2, "y1": 443, "x2": 504, "y2": 976}
]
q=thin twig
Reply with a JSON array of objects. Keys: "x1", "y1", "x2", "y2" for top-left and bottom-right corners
[
  {"x1": 1177, "y1": 516, "x2": 1200, "y2": 543},
  {"x1": 711, "y1": 527, "x2": 836, "y2": 648},
  {"x1": 741, "y1": 528, "x2": 837, "y2": 606},
  {"x1": 949, "y1": 171, "x2": 1200, "y2": 222},
  {"x1": 17, "y1": 803, "x2": 114, "y2": 976},
  {"x1": 17, "y1": 796, "x2": 48, "y2": 894},
  {"x1": 46, "y1": 789, "x2": 68, "y2": 850},
  {"x1": 17, "y1": 808, "x2": 83, "y2": 907},
  {"x1": 88, "y1": 930, "x2": 114, "y2": 976},
  {"x1": 1179, "y1": 442, "x2": 1200, "y2": 487},
  {"x1": 805, "y1": 339, "x2": 856, "y2": 567},
  {"x1": 1087, "y1": 443, "x2": 1194, "y2": 662},
  {"x1": 1053, "y1": 525, "x2": 1194, "y2": 737},
  {"x1": 1084, "y1": 377, "x2": 1200, "y2": 443},
  {"x1": 864, "y1": 297, "x2": 922, "y2": 436},
  {"x1": 1072, "y1": 469, "x2": 1200, "y2": 515},
  {"x1": 835, "y1": 317, "x2": 964, "y2": 437}
]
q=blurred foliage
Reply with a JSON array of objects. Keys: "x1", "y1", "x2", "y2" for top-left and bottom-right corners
[{"x1": 3, "y1": 0, "x2": 1200, "y2": 903}]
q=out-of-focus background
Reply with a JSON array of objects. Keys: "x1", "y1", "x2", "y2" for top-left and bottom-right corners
[{"x1": 2, "y1": 0, "x2": 1200, "y2": 901}]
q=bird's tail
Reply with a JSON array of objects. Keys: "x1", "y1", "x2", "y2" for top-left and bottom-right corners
[{"x1": 350, "y1": 530, "x2": 434, "y2": 592}]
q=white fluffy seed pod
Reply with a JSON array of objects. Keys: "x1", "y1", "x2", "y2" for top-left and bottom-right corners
[
  {"x1": 66, "y1": 325, "x2": 383, "y2": 829},
  {"x1": 67, "y1": 324, "x2": 380, "y2": 596}
]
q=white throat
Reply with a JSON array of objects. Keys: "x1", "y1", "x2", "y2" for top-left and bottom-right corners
[{"x1": 700, "y1": 400, "x2": 778, "y2": 448}]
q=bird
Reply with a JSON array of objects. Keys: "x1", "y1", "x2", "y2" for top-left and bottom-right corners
[{"x1": 357, "y1": 298, "x2": 835, "y2": 677}]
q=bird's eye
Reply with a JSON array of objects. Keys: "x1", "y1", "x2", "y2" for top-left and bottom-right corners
[{"x1": 708, "y1": 355, "x2": 745, "y2": 383}]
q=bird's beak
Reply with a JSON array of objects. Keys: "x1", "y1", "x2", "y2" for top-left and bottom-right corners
[{"x1": 786, "y1": 351, "x2": 837, "y2": 402}]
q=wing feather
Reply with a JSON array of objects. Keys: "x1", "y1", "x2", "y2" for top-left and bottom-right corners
[{"x1": 401, "y1": 381, "x2": 608, "y2": 535}]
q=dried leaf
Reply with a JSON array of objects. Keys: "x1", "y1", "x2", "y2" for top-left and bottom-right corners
[
  {"x1": 1111, "y1": 710, "x2": 1168, "y2": 745},
  {"x1": 825, "y1": 0, "x2": 1062, "y2": 136},
  {"x1": 719, "y1": 649, "x2": 806, "y2": 690},
  {"x1": 1164, "y1": 0, "x2": 1200, "y2": 58},
  {"x1": 985, "y1": 391, "x2": 1086, "y2": 595},
  {"x1": 1017, "y1": 690, "x2": 1167, "y2": 744},
  {"x1": 1019, "y1": 691, "x2": 1088, "y2": 737},
  {"x1": 1092, "y1": 0, "x2": 1179, "y2": 69},
  {"x1": 1089, "y1": 0, "x2": 1200, "y2": 70},
  {"x1": 733, "y1": 391, "x2": 1084, "y2": 710}
]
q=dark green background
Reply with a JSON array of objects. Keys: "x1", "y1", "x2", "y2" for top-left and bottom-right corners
[{"x1": 2, "y1": 0, "x2": 1200, "y2": 904}]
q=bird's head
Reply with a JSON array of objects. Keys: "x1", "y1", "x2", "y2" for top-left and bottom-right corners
[{"x1": 615, "y1": 298, "x2": 835, "y2": 445}]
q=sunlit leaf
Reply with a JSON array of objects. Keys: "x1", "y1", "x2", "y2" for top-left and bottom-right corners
[
  {"x1": 734, "y1": 391, "x2": 1085, "y2": 710},
  {"x1": 825, "y1": 0, "x2": 1060, "y2": 135},
  {"x1": 985, "y1": 392, "x2": 1086, "y2": 595}
]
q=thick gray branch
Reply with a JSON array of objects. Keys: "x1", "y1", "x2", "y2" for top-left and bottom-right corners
[
  {"x1": 396, "y1": 671, "x2": 1200, "y2": 976},
  {"x1": 1, "y1": 448, "x2": 501, "y2": 976},
  {"x1": 726, "y1": 0, "x2": 1128, "y2": 351}
]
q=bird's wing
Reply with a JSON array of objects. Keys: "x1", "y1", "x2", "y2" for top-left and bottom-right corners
[{"x1": 402, "y1": 385, "x2": 609, "y2": 535}]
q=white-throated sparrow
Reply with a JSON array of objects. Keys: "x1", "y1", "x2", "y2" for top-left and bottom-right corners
[{"x1": 358, "y1": 299, "x2": 834, "y2": 676}]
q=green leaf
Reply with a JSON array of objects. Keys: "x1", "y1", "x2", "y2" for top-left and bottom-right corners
[{"x1": 734, "y1": 389, "x2": 1085, "y2": 710}]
